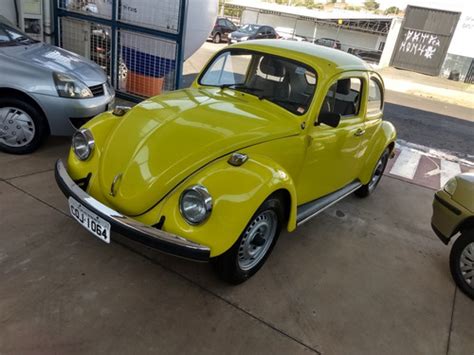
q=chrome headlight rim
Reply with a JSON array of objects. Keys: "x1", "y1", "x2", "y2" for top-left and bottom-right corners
[
  {"x1": 179, "y1": 185, "x2": 213, "y2": 225},
  {"x1": 53, "y1": 72, "x2": 93, "y2": 99},
  {"x1": 443, "y1": 177, "x2": 457, "y2": 196},
  {"x1": 72, "y1": 128, "x2": 95, "y2": 161}
]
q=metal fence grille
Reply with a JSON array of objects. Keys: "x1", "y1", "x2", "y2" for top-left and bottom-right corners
[
  {"x1": 118, "y1": 30, "x2": 177, "y2": 96},
  {"x1": 55, "y1": 0, "x2": 185, "y2": 101},
  {"x1": 59, "y1": 17, "x2": 113, "y2": 77},
  {"x1": 118, "y1": 0, "x2": 181, "y2": 34}
]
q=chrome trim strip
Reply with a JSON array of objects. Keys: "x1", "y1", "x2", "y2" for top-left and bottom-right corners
[
  {"x1": 296, "y1": 182, "x2": 362, "y2": 226},
  {"x1": 55, "y1": 160, "x2": 211, "y2": 260}
]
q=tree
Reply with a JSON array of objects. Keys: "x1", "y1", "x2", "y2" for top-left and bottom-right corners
[
  {"x1": 364, "y1": 0, "x2": 380, "y2": 11},
  {"x1": 384, "y1": 6, "x2": 400, "y2": 15}
]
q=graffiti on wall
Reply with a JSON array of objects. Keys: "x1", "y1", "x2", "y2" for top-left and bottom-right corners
[{"x1": 398, "y1": 30, "x2": 441, "y2": 60}]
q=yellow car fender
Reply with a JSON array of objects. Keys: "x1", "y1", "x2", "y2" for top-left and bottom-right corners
[
  {"x1": 67, "y1": 111, "x2": 120, "y2": 181},
  {"x1": 149, "y1": 153, "x2": 298, "y2": 257},
  {"x1": 359, "y1": 120, "x2": 397, "y2": 184}
]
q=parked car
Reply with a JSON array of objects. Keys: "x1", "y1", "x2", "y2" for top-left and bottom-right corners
[
  {"x1": 350, "y1": 48, "x2": 382, "y2": 64},
  {"x1": 314, "y1": 37, "x2": 342, "y2": 50},
  {"x1": 0, "y1": 15, "x2": 114, "y2": 154},
  {"x1": 228, "y1": 24, "x2": 278, "y2": 44},
  {"x1": 55, "y1": 40, "x2": 396, "y2": 284},
  {"x1": 431, "y1": 173, "x2": 474, "y2": 299},
  {"x1": 208, "y1": 17, "x2": 238, "y2": 43}
]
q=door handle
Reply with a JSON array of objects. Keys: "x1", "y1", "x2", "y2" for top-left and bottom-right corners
[{"x1": 354, "y1": 128, "x2": 365, "y2": 136}]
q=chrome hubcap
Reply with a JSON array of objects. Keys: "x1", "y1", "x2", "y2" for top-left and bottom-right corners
[
  {"x1": 238, "y1": 210, "x2": 277, "y2": 271},
  {"x1": 460, "y1": 242, "x2": 474, "y2": 289},
  {"x1": 368, "y1": 153, "x2": 387, "y2": 191},
  {"x1": 0, "y1": 107, "x2": 36, "y2": 147}
]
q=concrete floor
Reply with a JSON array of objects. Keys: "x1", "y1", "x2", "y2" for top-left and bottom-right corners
[{"x1": 0, "y1": 139, "x2": 473, "y2": 354}]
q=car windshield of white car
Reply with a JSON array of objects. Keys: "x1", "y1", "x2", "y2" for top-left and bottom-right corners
[{"x1": 199, "y1": 49, "x2": 317, "y2": 115}]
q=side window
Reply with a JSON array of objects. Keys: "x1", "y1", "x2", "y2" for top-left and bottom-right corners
[
  {"x1": 321, "y1": 78, "x2": 362, "y2": 117},
  {"x1": 218, "y1": 19, "x2": 226, "y2": 27},
  {"x1": 367, "y1": 78, "x2": 383, "y2": 115}
]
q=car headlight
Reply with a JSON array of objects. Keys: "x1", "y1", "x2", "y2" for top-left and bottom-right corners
[
  {"x1": 53, "y1": 72, "x2": 93, "y2": 98},
  {"x1": 443, "y1": 177, "x2": 457, "y2": 195},
  {"x1": 240, "y1": 36, "x2": 249, "y2": 41},
  {"x1": 72, "y1": 129, "x2": 95, "y2": 161},
  {"x1": 179, "y1": 185, "x2": 213, "y2": 225}
]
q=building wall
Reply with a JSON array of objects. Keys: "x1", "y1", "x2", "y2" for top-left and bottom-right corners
[
  {"x1": 1, "y1": 1, "x2": 18, "y2": 26},
  {"x1": 241, "y1": 8, "x2": 385, "y2": 51}
]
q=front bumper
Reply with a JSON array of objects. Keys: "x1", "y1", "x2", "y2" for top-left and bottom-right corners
[
  {"x1": 32, "y1": 91, "x2": 115, "y2": 136},
  {"x1": 54, "y1": 159, "x2": 211, "y2": 262}
]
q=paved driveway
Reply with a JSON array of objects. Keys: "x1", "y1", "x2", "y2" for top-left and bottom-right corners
[{"x1": 0, "y1": 139, "x2": 472, "y2": 354}]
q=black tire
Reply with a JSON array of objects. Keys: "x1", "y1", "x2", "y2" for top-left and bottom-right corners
[
  {"x1": 355, "y1": 148, "x2": 390, "y2": 198},
  {"x1": 449, "y1": 229, "x2": 474, "y2": 300},
  {"x1": 213, "y1": 33, "x2": 221, "y2": 43},
  {"x1": 0, "y1": 97, "x2": 48, "y2": 154},
  {"x1": 212, "y1": 196, "x2": 284, "y2": 284}
]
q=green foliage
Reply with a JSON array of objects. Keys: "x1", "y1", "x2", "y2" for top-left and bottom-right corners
[
  {"x1": 346, "y1": 5, "x2": 361, "y2": 11},
  {"x1": 384, "y1": 6, "x2": 400, "y2": 14},
  {"x1": 363, "y1": 0, "x2": 379, "y2": 10}
]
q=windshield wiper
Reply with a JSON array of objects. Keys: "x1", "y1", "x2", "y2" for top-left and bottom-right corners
[
  {"x1": 258, "y1": 95, "x2": 302, "y2": 106},
  {"x1": 219, "y1": 84, "x2": 263, "y2": 95}
]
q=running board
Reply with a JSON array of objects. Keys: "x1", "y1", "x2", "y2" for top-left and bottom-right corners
[{"x1": 296, "y1": 181, "x2": 362, "y2": 226}]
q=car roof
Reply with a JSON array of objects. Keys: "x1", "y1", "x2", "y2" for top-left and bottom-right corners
[{"x1": 230, "y1": 39, "x2": 370, "y2": 73}]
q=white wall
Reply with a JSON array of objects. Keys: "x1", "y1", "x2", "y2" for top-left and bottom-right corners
[
  {"x1": 378, "y1": 16, "x2": 403, "y2": 68},
  {"x1": 0, "y1": 0, "x2": 18, "y2": 25},
  {"x1": 448, "y1": 9, "x2": 474, "y2": 58}
]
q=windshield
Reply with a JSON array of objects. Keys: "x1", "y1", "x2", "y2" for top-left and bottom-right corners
[
  {"x1": 0, "y1": 23, "x2": 37, "y2": 46},
  {"x1": 199, "y1": 49, "x2": 317, "y2": 115},
  {"x1": 239, "y1": 24, "x2": 259, "y2": 34}
]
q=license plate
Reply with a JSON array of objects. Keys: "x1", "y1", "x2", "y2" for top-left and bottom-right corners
[{"x1": 69, "y1": 197, "x2": 111, "y2": 244}]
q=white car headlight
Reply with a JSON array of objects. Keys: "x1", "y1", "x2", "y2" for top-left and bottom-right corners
[
  {"x1": 240, "y1": 36, "x2": 249, "y2": 41},
  {"x1": 179, "y1": 185, "x2": 213, "y2": 225},
  {"x1": 53, "y1": 72, "x2": 93, "y2": 98},
  {"x1": 443, "y1": 177, "x2": 457, "y2": 195},
  {"x1": 72, "y1": 129, "x2": 95, "y2": 161}
]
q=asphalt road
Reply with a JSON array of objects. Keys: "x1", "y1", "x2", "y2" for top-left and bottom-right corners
[{"x1": 384, "y1": 90, "x2": 474, "y2": 160}]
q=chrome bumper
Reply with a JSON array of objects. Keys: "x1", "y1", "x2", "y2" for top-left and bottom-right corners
[{"x1": 54, "y1": 159, "x2": 211, "y2": 261}]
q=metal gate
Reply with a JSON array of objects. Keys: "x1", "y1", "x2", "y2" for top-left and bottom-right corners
[
  {"x1": 390, "y1": 6, "x2": 460, "y2": 76},
  {"x1": 53, "y1": 0, "x2": 187, "y2": 101}
]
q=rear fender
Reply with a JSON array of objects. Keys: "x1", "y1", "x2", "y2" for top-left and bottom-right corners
[{"x1": 359, "y1": 121, "x2": 396, "y2": 184}]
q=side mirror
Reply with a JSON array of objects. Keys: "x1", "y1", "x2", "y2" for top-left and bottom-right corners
[{"x1": 317, "y1": 112, "x2": 341, "y2": 128}]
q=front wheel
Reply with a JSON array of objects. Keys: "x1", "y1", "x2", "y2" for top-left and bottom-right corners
[
  {"x1": 450, "y1": 230, "x2": 474, "y2": 300},
  {"x1": 213, "y1": 33, "x2": 221, "y2": 43},
  {"x1": 212, "y1": 197, "x2": 284, "y2": 284},
  {"x1": 0, "y1": 97, "x2": 48, "y2": 154},
  {"x1": 355, "y1": 148, "x2": 390, "y2": 198}
]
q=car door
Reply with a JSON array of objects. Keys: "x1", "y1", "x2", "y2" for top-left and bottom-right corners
[
  {"x1": 225, "y1": 19, "x2": 237, "y2": 36},
  {"x1": 360, "y1": 73, "x2": 385, "y2": 162},
  {"x1": 296, "y1": 73, "x2": 367, "y2": 203},
  {"x1": 255, "y1": 27, "x2": 266, "y2": 40}
]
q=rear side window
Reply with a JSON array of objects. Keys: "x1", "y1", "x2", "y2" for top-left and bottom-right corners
[
  {"x1": 367, "y1": 78, "x2": 383, "y2": 115},
  {"x1": 321, "y1": 77, "x2": 362, "y2": 117}
]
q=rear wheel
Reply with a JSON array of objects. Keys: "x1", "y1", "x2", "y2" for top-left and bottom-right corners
[
  {"x1": 0, "y1": 97, "x2": 48, "y2": 154},
  {"x1": 213, "y1": 33, "x2": 221, "y2": 43},
  {"x1": 355, "y1": 148, "x2": 390, "y2": 198},
  {"x1": 212, "y1": 197, "x2": 284, "y2": 284},
  {"x1": 450, "y1": 230, "x2": 474, "y2": 300}
]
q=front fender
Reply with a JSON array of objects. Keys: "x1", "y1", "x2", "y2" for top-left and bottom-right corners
[
  {"x1": 136, "y1": 154, "x2": 297, "y2": 257},
  {"x1": 359, "y1": 120, "x2": 397, "y2": 184}
]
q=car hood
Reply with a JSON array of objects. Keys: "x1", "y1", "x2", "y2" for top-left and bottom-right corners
[
  {"x1": 98, "y1": 87, "x2": 300, "y2": 216},
  {"x1": 2, "y1": 43, "x2": 106, "y2": 86}
]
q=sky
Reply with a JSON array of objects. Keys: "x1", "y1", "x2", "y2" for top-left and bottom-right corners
[{"x1": 346, "y1": 0, "x2": 472, "y2": 11}]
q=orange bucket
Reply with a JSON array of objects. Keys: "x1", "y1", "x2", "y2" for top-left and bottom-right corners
[{"x1": 126, "y1": 71, "x2": 164, "y2": 97}]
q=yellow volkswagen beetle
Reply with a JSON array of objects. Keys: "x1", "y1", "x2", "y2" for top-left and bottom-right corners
[{"x1": 55, "y1": 40, "x2": 396, "y2": 283}]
